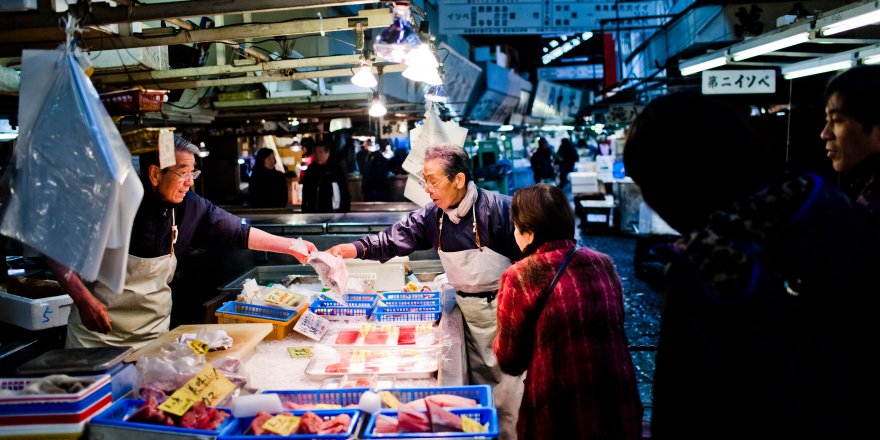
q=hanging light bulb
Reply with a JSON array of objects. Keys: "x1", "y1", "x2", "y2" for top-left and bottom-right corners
[
  {"x1": 425, "y1": 84, "x2": 448, "y2": 103},
  {"x1": 351, "y1": 61, "x2": 377, "y2": 88},
  {"x1": 404, "y1": 44, "x2": 439, "y2": 68},
  {"x1": 373, "y1": 2, "x2": 421, "y2": 63},
  {"x1": 369, "y1": 93, "x2": 387, "y2": 118}
]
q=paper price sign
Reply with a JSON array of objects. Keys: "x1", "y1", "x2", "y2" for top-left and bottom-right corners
[
  {"x1": 461, "y1": 415, "x2": 488, "y2": 433},
  {"x1": 158, "y1": 129, "x2": 176, "y2": 169},
  {"x1": 188, "y1": 339, "x2": 209, "y2": 355},
  {"x1": 158, "y1": 365, "x2": 236, "y2": 416},
  {"x1": 292, "y1": 310, "x2": 330, "y2": 341},
  {"x1": 262, "y1": 414, "x2": 301, "y2": 436},
  {"x1": 288, "y1": 346, "x2": 313, "y2": 359}
]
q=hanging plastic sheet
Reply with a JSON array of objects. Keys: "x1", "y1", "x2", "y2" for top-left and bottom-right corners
[
  {"x1": 0, "y1": 46, "x2": 143, "y2": 293},
  {"x1": 402, "y1": 103, "x2": 468, "y2": 206}
]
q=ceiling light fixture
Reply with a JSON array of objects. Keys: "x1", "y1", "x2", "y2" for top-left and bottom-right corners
[
  {"x1": 373, "y1": 1, "x2": 421, "y2": 63},
  {"x1": 729, "y1": 24, "x2": 811, "y2": 61},
  {"x1": 781, "y1": 52, "x2": 855, "y2": 79},
  {"x1": 424, "y1": 84, "x2": 448, "y2": 103},
  {"x1": 679, "y1": 52, "x2": 728, "y2": 76},
  {"x1": 369, "y1": 92, "x2": 387, "y2": 117},
  {"x1": 351, "y1": 57, "x2": 378, "y2": 88},
  {"x1": 818, "y1": 0, "x2": 880, "y2": 36}
]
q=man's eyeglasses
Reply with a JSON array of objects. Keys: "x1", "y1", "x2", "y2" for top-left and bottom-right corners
[
  {"x1": 417, "y1": 177, "x2": 441, "y2": 194},
  {"x1": 168, "y1": 169, "x2": 201, "y2": 181}
]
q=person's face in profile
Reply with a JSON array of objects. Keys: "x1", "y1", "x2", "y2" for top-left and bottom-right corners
[
  {"x1": 821, "y1": 92, "x2": 880, "y2": 172},
  {"x1": 314, "y1": 146, "x2": 330, "y2": 166},
  {"x1": 151, "y1": 151, "x2": 196, "y2": 204}
]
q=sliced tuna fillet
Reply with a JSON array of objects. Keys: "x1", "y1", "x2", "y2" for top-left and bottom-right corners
[{"x1": 427, "y1": 400, "x2": 463, "y2": 432}]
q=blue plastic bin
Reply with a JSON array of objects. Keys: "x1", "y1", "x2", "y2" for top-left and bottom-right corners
[
  {"x1": 373, "y1": 305, "x2": 441, "y2": 323},
  {"x1": 259, "y1": 389, "x2": 369, "y2": 407},
  {"x1": 88, "y1": 398, "x2": 234, "y2": 437},
  {"x1": 377, "y1": 299, "x2": 441, "y2": 308},
  {"x1": 309, "y1": 300, "x2": 375, "y2": 320},
  {"x1": 219, "y1": 409, "x2": 360, "y2": 439},
  {"x1": 319, "y1": 293, "x2": 379, "y2": 303},
  {"x1": 0, "y1": 374, "x2": 112, "y2": 415},
  {"x1": 379, "y1": 292, "x2": 440, "y2": 301},
  {"x1": 380, "y1": 386, "x2": 493, "y2": 408},
  {"x1": 215, "y1": 302, "x2": 299, "y2": 323},
  {"x1": 363, "y1": 407, "x2": 498, "y2": 438}
]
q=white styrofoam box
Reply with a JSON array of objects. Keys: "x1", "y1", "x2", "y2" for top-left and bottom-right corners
[
  {"x1": 0, "y1": 291, "x2": 72, "y2": 330},
  {"x1": 345, "y1": 257, "x2": 409, "y2": 292},
  {"x1": 91, "y1": 45, "x2": 169, "y2": 72}
]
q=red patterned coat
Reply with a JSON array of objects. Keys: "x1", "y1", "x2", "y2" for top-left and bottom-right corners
[{"x1": 494, "y1": 239, "x2": 642, "y2": 440}]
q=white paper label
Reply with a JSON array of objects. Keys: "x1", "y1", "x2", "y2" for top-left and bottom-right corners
[
  {"x1": 293, "y1": 310, "x2": 330, "y2": 341},
  {"x1": 159, "y1": 129, "x2": 176, "y2": 169}
]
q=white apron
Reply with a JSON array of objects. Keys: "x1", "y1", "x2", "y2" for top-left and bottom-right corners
[
  {"x1": 66, "y1": 209, "x2": 178, "y2": 350},
  {"x1": 437, "y1": 210, "x2": 523, "y2": 440}
]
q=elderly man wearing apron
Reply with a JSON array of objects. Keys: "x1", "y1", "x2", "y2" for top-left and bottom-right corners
[
  {"x1": 50, "y1": 137, "x2": 316, "y2": 350},
  {"x1": 329, "y1": 143, "x2": 523, "y2": 439}
]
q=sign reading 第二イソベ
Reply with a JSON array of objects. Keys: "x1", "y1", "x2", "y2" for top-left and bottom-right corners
[{"x1": 702, "y1": 70, "x2": 776, "y2": 95}]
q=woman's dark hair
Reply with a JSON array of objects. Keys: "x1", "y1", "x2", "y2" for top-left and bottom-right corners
[
  {"x1": 825, "y1": 65, "x2": 880, "y2": 135},
  {"x1": 253, "y1": 148, "x2": 275, "y2": 172},
  {"x1": 624, "y1": 92, "x2": 773, "y2": 233},
  {"x1": 424, "y1": 143, "x2": 472, "y2": 183},
  {"x1": 511, "y1": 183, "x2": 574, "y2": 256}
]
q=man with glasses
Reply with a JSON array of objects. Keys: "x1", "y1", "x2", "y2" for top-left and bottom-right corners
[
  {"x1": 49, "y1": 136, "x2": 317, "y2": 349},
  {"x1": 328, "y1": 143, "x2": 523, "y2": 440}
]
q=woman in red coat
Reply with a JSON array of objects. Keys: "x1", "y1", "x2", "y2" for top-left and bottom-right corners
[{"x1": 493, "y1": 184, "x2": 642, "y2": 440}]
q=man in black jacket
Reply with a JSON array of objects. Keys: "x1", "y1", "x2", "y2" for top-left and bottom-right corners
[{"x1": 301, "y1": 143, "x2": 351, "y2": 212}]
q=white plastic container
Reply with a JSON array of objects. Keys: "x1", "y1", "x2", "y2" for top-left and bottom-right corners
[{"x1": 0, "y1": 290, "x2": 72, "y2": 330}]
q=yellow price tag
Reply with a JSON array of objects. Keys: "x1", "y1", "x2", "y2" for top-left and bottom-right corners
[
  {"x1": 262, "y1": 413, "x2": 301, "y2": 436},
  {"x1": 461, "y1": 415, "x2": 488, "y2": 433},
  {"x1": 288, "y1": 346, "x2": 313, "y2": 359},
  {"x1": 416, "y1": 323, "x2": 433, "y2": 333},
  {"x1": 158, "y1": 365, "x2": 237, "y2": 416},
  {"x1": 188, "y1": 339, "x2": 209, "y2": 355},
  {"x1": 378, "y1": 391, "x2": 400, "y2": 409},
  {"x1": 359, "y1": 323, "x2": 375, "y2": 336},
  {"x1": 314, "y1": 403, "x2": 342, "y2": 409}
]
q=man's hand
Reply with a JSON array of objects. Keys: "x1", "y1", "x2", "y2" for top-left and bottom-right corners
[
  {"x1": 290, "y1": 239, "x2": 318, "y2": 264},
  {"x1": 327, "y1": 243, "x2": 357, "y2": 259},
  {"x1": 46, "y1": 259, "x2": 111, "y2": 334},
  {"x1": 75, "y1": 292, "x2": 112, "y2": 334}
]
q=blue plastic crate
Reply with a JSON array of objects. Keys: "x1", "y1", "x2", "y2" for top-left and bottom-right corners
[
  {"x1": 380, "y1": 386, "x2": 493, "y2": 408},
  {"x1": 363, "y1": 407, "x2": 498, "y2": 438},
  {"x1": 373, "y1": 305, "x2": 441, "y2": 323},
  {"x1": 219, "y1": 408, "x2": 360, "y2": 439},
  {"x1": 259, "y1": 389, "x2": 369, "y2": 407},
  {"x1": 89, "y1": 398, "x2": 234, "y2": 436},
  {"x1": 0, "y1": 374, "x2": 112, "y2": 415},
  {"x1": 377, "y1": 299, "x2": 441, "y2": 308},
  {"x1": 319, "y1": 293, "x2": 379, "y2": 303},
  {"x1": 380, "y1": 292, "x2": 441, "y2": 301},
  {"x1": 216, "y1": 302, "x2": 299, "y2": 323},
  {"x1": 309, "y1": 300, "x2": 375, "y2": 319}
]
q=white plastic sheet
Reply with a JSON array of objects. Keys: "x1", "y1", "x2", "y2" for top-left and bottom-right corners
[
  {"x1": 0, "y1": 48, "x2": 143, "y2": 293},
  {"x1": 402, "y1": 104, "x2": 468, "y2": 207}
]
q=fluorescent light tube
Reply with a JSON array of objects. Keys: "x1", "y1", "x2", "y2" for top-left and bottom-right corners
[
  {"x1": 680, "y1": 54, "x2": 727, "y2": 76},
  {"x1": 731, "y1": 31, "x2": 810, "y2": 61}
]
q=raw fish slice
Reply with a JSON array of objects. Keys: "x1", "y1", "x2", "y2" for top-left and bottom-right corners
[
  {"x1": 427, "y1": 400, "x2": 463, "y2": 432},
  {"x1": 319, "y1": 413, "x2": 352, "y2": 434},
  {"x1": 397, "y1": 404, "x2": 431, "y2": 432},
  {"x1": 297, "y1": 411, "x2": 324, "y2": 434},
  {"x1": 247, "y1": 412, "x2": 273, "y2": 435},
  {"x1": 325, "y1": 362, "x2": 349, "y2": 374},
  {"x1": 374, "y1": 414, "x2": 398, "y2": 433},
  {"x1": 364, "y1": 331, "x2": 389, "y2": 345},
  {"x1": 425, "y1": 394, "x2": 479, "y2": 408},
  {"x1": 397, "y1": 332, "x2": 416, "y2": 345},
  {"x1": 335, "y1": 330, "x2": 360, "y2": 345},
  {"x1": 307, "y1": 252, "x2": 349, "y2": 297}
]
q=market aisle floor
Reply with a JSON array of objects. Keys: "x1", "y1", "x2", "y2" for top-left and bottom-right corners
[{"x1": 577, "y1": 228, "x2": 662, "y2": 424}]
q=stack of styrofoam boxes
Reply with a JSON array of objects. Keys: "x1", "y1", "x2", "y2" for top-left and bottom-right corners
[
  {"x1": 0, "y1": 374, "x2": 113, "y2": 439},
  {"x1": 570, "y1": 172, "x2": 600, "y2": 195}
]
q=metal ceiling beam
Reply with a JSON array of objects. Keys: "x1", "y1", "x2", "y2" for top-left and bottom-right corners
[
  {"x1": 92, "y1": 55, "x2": 363, "y2": 85},
  {"x1": 151, "y1": 63, "x2": 405, "y2": 90},
  {"x1": 212, "y1": 93, "x2": 373, "y2": 109},
  {"x1": 0, "y1": 8, "x2": 391, "y2": 49},
  {"x1": 0, "y1": 0, "x2": 375, "y2": 30}
]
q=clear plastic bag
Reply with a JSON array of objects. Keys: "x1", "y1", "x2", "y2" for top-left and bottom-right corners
[{"x1": 0, "y1": 47, "x2": 142, "y2": 292}]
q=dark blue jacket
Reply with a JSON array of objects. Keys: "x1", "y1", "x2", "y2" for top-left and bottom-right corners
[
  {"x1": 353, "y1": 188, "x2": 520, "y2": 263},
  {"x1": 130, "y1": 191, "x2": 250, "y2": 258}
]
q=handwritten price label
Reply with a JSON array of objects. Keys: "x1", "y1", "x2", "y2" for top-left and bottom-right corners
[
  {"x1": 262, "y1": 414, "x2": 301, "y2": 436},
  {"x1": 378, "y1": 391, "x2": 400, "y2": 409},
  {"x1": 288, "y1": 346, "x2": 313, "y2": 359},
  {"x1": 188, "y1": 339, "x2": 209, "y2": 355},
  {"x1": 158, "y1": 365, "x2": 236, "y2": 416}
]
